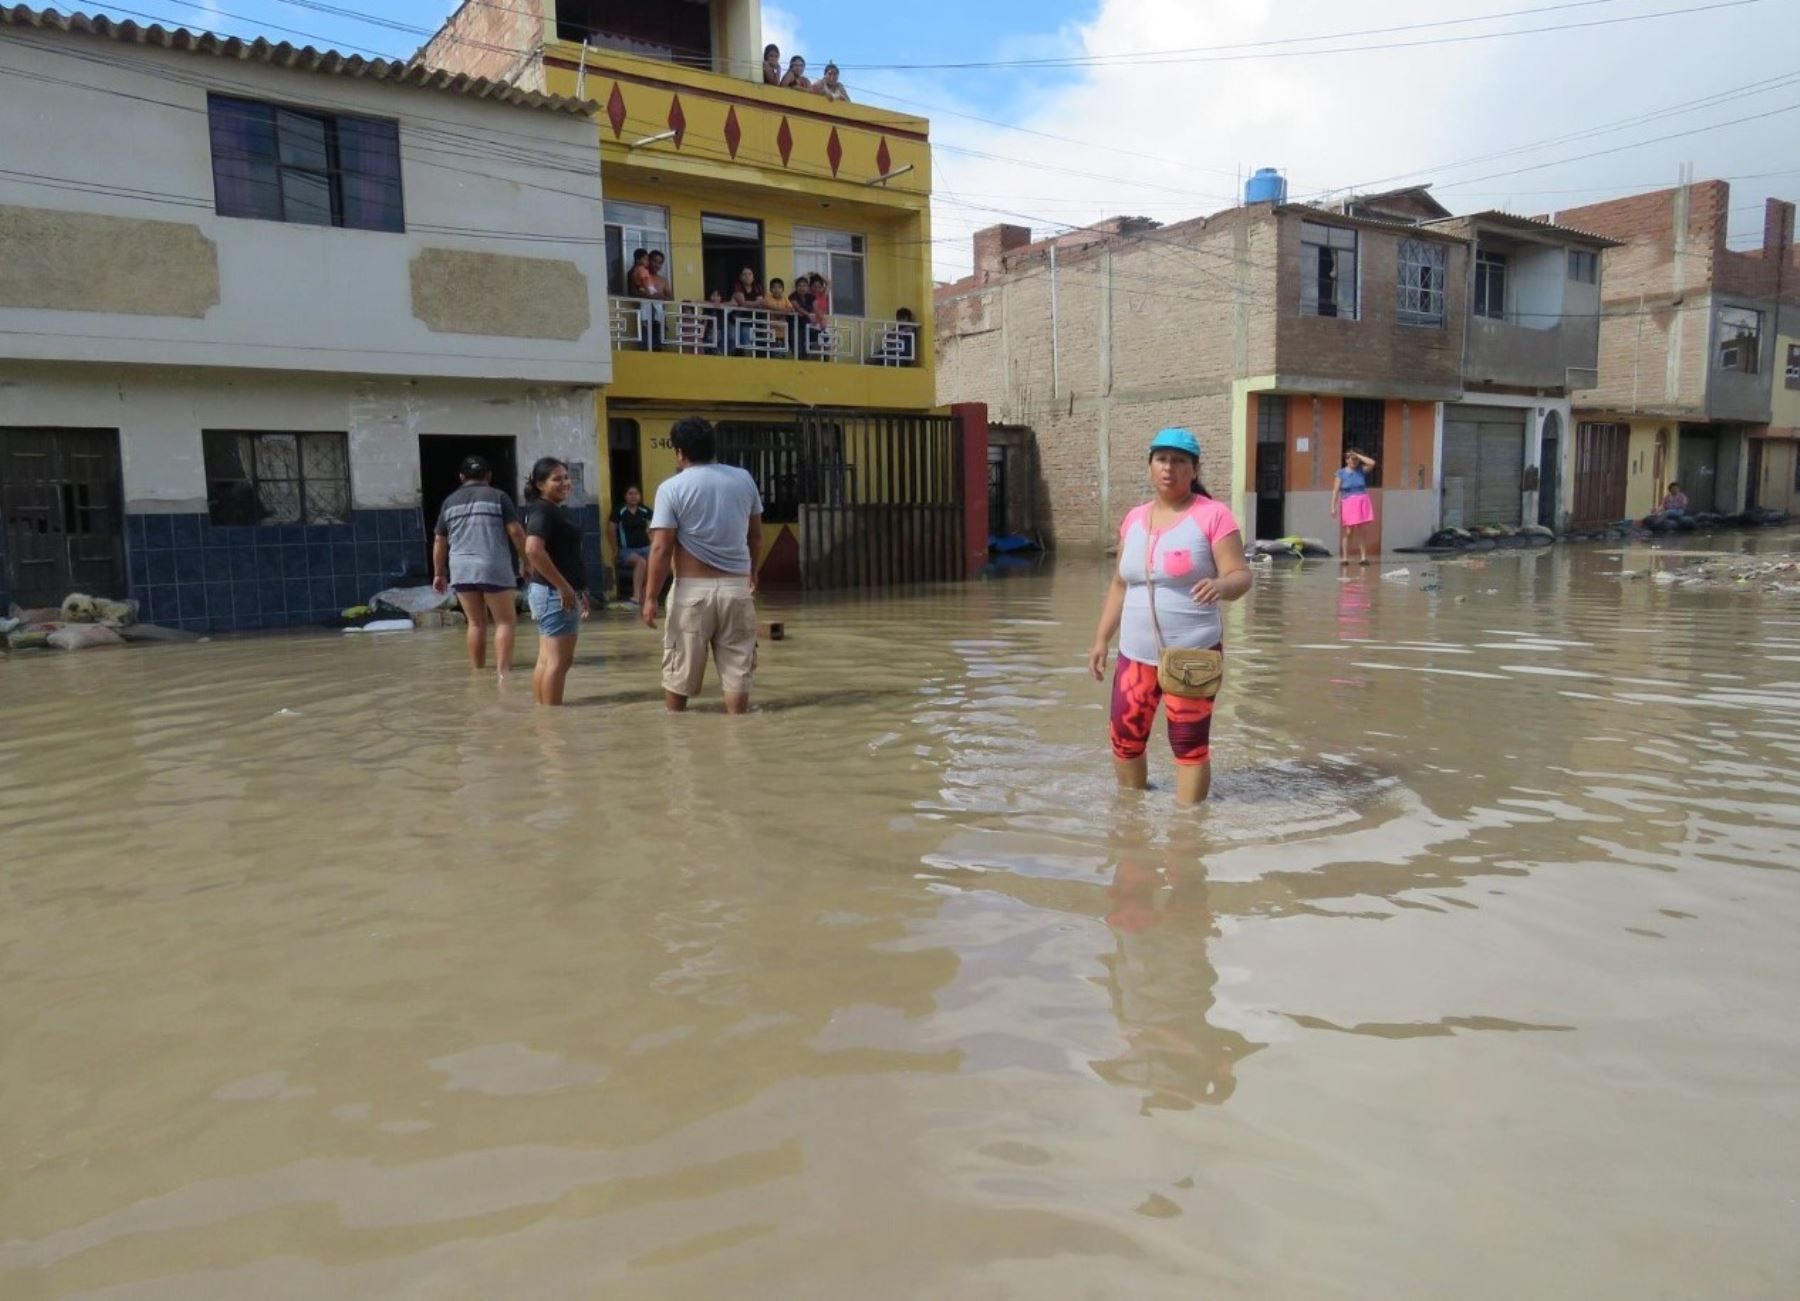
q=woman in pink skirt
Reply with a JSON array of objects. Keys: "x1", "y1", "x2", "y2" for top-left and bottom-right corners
[{"x1": 1332, "y1": 449, "x2": 1378, "y2": 565}]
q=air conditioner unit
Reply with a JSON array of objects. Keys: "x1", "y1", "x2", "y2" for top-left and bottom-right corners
[{"x1": 1565, "y1": 366, "x2": 1598, "y2": 391}]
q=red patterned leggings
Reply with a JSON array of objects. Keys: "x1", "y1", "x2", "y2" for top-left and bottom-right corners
[{"x1": 1110, "y1": 655, "x2": 1217, "y2": 767}]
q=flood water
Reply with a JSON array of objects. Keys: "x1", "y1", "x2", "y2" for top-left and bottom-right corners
[{"x1": 4, "y1": 537, "x2": 1799, "y2": 1300}]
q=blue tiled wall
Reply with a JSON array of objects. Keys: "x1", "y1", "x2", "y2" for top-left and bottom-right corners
[{"x1": 125, "y1": 509, "x2": 425, "y2": 632}]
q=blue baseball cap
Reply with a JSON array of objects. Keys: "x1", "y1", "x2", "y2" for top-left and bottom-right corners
[{"x1": 1148, "y1": 427, "x2": 1201, "y2": 459}]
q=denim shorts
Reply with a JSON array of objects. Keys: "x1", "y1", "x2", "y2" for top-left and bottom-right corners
[
  {"x1": 527, "y1": 583, "x2": 581, "y2": 638},
  {"x1": 621, "y1": 545, "x2": 651, "y2": 563}
]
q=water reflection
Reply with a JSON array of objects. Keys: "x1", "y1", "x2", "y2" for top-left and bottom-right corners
[{"x1": 3, "y1": 534, "x2": 1799, "y2": 1298}]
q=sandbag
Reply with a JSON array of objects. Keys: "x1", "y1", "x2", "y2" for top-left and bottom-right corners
[{"x1": 47, "y1": 624, "x2": 126, "y2": 651}]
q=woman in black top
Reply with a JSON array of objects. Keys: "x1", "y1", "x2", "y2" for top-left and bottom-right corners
[{"x1": 522, "y1": 457, "x2": 587, "y2": 706}]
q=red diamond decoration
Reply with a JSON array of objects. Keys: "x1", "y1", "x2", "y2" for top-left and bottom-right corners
[
  {"x1": 875, "y1": 136, "x2": 892, "y2": 177},
  {"x1": 667, "y1": 94, "x2": 686, "y2": 148},
  {"x1": 775, "y1": 116, "x2": 794, "y2": 167},
  {"x1": 604, "y1": 82, "x2": 626, "y2": 138},
  {"x1": 723, "y1": 105, "x2": 742, "y2": 159},
  {"x1": 826, "y1": 127, "x2": 843, "y2": 177}
]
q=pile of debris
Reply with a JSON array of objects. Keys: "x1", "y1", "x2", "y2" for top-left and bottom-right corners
[
  {"x1": 1613, "y1": 552, "x2": 1800, "y2": 593},
  {"x1": 1249, "y1": 536, "x2": 1332, "y2": 560},
  {"x1": 2, "y1": 593, "x2": 200, "y2": 652}
]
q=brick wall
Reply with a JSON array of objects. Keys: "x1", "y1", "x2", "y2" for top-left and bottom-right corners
[
  {"x1": 936, "y1": 213, "x2": 1271, "y2": 550},
  {"x1": 419, "y1": 0, "x2": 547, "y2": 87},
  {"x1": 1273, "y1": 213, "x2": 1467, "y2": 390}
]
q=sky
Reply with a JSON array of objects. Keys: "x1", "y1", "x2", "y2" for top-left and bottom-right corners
[{"x1": 123, "y1": 0, "x2": 1800, "y2": 280}]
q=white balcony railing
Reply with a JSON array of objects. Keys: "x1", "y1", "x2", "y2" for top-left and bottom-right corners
[{"x1": 609, "y1": 299, "x2": 920, "y2": 367}]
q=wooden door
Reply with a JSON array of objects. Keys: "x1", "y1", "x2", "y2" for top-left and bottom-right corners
[{"x1": 1, "y1": 428, "x2": 125, "y2": 609}]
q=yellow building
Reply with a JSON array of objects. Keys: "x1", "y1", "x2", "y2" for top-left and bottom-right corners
[{"x1": 425, "y1": 1, "x2": 965, "y2": 589}]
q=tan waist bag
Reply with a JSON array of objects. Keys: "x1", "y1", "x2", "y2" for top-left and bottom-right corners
[{"x1": 1145, "y1": 525, "x2": 1224, "y2": 700}]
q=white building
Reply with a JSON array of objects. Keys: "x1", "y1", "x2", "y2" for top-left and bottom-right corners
[{"x1": 0, "y1": 9, "x2": 610, "y2": 629}]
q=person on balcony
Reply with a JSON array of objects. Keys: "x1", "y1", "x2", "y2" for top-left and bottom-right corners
[
  {"x1": 729, "y1": 266, "x2": 763, "y2": 355},
  {"x1": 794, "y1": 273, "x2": 831, "y2": 359},
  {"x1": 876, "y1": 307, "x2": 919, "y2": 366},
  {"x1": 636, "y1": 249, "x2": 671, "y2": 348},
  {"x1": 761, "y1": 277, "x2": 796, "y2": 355},
  {"x1": 780, "y1": 55, "x2": 811, "y2": 90},
  {"x1": 622, "y1": 249, "x2": 652, "y2": 348},
  {"x1": 762, "y1": 43, "x2": 782, "y2": 85},
  {"x1": 812, "y1": 62, "x2": 851, "y2": 103}
]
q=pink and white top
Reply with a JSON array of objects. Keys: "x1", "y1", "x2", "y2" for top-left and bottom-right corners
[{"x1": 1116, "y1": 495, "x2": 1241, "y2": 665}]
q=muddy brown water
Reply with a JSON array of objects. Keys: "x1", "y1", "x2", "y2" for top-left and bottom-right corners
[{"x1": 3, "y1": 537, "x2": 1799, "y2": 1300}]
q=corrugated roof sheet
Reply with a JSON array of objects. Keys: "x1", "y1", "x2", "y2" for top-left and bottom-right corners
[
  {"x1": 0, "y1": 5, "x2": 595, "y2": 115},
  {"x1": 1428, "y1": 210, "x2": 1623, "y2": 247}
]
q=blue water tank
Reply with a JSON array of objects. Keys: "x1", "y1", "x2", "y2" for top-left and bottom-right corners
[{"x1": 1245, "y1": 167, "x2": 1287, "y2": 206}]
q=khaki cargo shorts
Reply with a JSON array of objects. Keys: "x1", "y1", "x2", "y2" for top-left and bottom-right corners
[{"x1": 662, "y1": 576, "x2": 757, "y2": 697}]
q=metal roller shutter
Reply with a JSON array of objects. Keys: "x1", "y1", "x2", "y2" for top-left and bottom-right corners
[{"x1": 1441, "y1": 405, "x2": 1526, "y2": 527}]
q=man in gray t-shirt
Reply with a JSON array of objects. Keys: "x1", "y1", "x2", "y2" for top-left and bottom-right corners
[
  {"x1": 432, "y1": 455, "x2": 528, "y2": 673},
  {"x1": 643, "y1": 418, "x2": 764, "y2": 715}
]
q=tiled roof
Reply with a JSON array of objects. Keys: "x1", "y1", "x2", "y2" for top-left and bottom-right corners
[{"x1": 0, "y1": 5, "x2": 596, "y2": 115}]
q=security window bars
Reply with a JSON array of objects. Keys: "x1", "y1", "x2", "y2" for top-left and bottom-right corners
[
  {"x1": 1397, "y1": 238, "x2": 1447, "y2": 327},
  {"x1": 208, "y1": 95, "x2": 402, "y2": 232},
  {"x1": 1786, "y1": 342, "x2": 1800, "y2": 389},
  {"x1": 1474, "y1": 251, "x2": 1508, "y2": 320},
  {"x1": 204, "y1": 431, "x2": 351, "y2": 526},
  {"x1": 1568, "y1": 249, "x2": 1598, "y2": 284},
  {"x1": 793, "y1": 227, "x2": 867, "y2": 318},
  {"x1": 1301, "y1": 222, "x2": 1357, "y2": 319},
  {"x1": 1717, "y1": 306, "x2": 1763, "y2": 374}
]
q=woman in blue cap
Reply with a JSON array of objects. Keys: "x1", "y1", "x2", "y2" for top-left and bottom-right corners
[{"x1": 1088, "y1": 428, "x2": 1251, "y2": 805}]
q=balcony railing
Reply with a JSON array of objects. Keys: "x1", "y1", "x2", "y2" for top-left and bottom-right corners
[{"x1": 609, "y1": 299, "x2": 919, "y2": 367}]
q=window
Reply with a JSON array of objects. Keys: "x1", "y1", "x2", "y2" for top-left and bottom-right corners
[
  {"x1": 1396, "y1": 238, "x2": 1447, "y2": 327},
  {"x1": 558, "y1": 0, "x2": 713, "y2": 66},
  {"x1": 208, "y1": 95, "x2": 402, "y2": 232},
  {"x1": 204, "y1": 431, "x2": 350, "y2": 526},
  {"x1": 1786, "y1": 342, "x2": 1800, "y2": 389},
  {"x1": 1717, "y1": 306, "x2": 1763, "y2": 374},
  {"x1": 604, "y1": 200, "x2": 671, "y2": 297},
  {"x1": 1474, "y1": 251, "x2": 1508, "y2": 320},
  {"x1": 793, "y1": 226, "x2": 867, "y2": 318},
  {"x1": 1301, "y1": 221, "x2": 1357, "y2": 318},
  {"x1": 1568, "y1": 249, "x2": 1598, "y2": 284},
  {"x1": 1343, "y1": 399, "x2": 1384, "y2": 488}
]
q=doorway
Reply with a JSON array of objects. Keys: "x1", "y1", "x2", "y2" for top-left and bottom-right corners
[
  {"x1": 1747, "y1": 438, "x2": 1765, "y2": 509},
  {"x1": 1, "y1": 427, "x2": 125, "y2": 609},
  {"x1": 417, "y1": 435, "x2": 518, "y2": 568},
  {"x1": 1538, "y1": 411, "x2": 1561, "y2": 529},
  {"x1": 1678, "y1": 427, "x2": 1719, "y2": 513},
  {"x1": 1254, "y1": 395, "x2": 1286, "y2": 540},
  {"x1": 700, "y1": 213, "x2": 763, "y2": 305}
]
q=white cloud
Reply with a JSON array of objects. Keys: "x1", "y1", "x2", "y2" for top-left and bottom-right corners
[
  {"x1": 761, "y1": 4, "x2": 805, "y2": 70},
  {"x1": 892, "y1": 0, "x2": 1800, "y2": 281}
]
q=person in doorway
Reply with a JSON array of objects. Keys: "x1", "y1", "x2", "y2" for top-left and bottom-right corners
[
  {"x1": 432, "y1": 455, "x2": 527, "y2": 675},
  {"x1": 780, "y1": 55, "x2": 810, "y2": 90},
  {"x1": 1087, "y1": 429, "x2": 1251, "y2": 806},
  {"x1": 812, "y1": 61, "x2": 851, "y2": 102},
  {"x1": 642, "y1": 417, "x2": 764, "y2": 715},
  {"x1": 522, "y1": 457, "x2": 588, "y2": 706},
  {"x1": 1662, "y1": 481, "x2": 1689, "y2": 516},
  {"x1": 614, "y1": 485, "x2": 654, "y2": 607},
  {"x1": 1331, "y1": 448, "x2": 1378, "y2": 565},
  {"x1": 644, "y1": 250, "x2": 671, "y2": 300},
  {"x1": 762, "y1": 43, "x2": 782, "y2": 85}
]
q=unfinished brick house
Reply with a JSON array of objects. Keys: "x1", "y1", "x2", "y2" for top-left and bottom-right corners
[
  {"x1": 1557, "y1": 179, "x2": 1798, "y2": 523},
  {"x1": 936, "y1": 205, "x2": 1470, "y2": 553}
]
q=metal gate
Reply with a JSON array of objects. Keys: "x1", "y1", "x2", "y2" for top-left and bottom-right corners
[
  {"x1": 1, "y1": 427, "x2": 126, "y2": 609},
  {"x1": 716, "y1": 411, "x2": 962, "y2": 591},
  {"x1": 1572, "y1": 422, "x2": 1628, "y2": 526},
  {"x1": 1442, "y1": 405, "x2": 1526, "y2": 528},
  {"x1": 1678, "y1": 430, "x2": 1719, "y2": 513}
]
